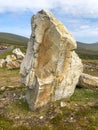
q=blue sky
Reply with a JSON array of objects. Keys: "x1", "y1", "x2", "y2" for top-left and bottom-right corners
[{"x1": 0, "y1": 0, "x2": 98, "y2": 43}]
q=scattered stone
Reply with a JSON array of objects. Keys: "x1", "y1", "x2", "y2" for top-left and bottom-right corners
[
  {"x1": 6, "y1": 60, "x2": 20, "y2": 69},
  {"x1": 7, "y1": 86, "x2": 15, "y2": 88},
  {"x1": 0, "y1": 48, "x2": 24, "y2": 69},
  {"x1": 20, "y1": 9, "x2": 83, "y2": 110},
  {"x1": 15, "y1": 116, "x2": 20, "y2": 120},
  {"x1": 78, "y1": 73, "x2": 98, "y2": 88},
  {"x1": 0, "y1": 86, "x2": 6, "y2": 91},
  {"x1": 13, "y1": 48, "x2": 25, "y2": 59},
  {"x1": 39, "y1": 116, "x2": 44, "y2": 119},
  {"x1": 6, "y1": 55, "x2": 17, "y2": 62},
  {"x1": 13, "y1": 93, "x2": 16, "y2": 97},
  {"x1": 0, "y1": 59, "x2": 6, "y2": 68},
  {"x1": 60, "y1": 101, "x2": 66, "y2": 107}
]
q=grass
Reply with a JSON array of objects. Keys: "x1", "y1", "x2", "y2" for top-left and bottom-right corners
[
  {"x1": 0, "y1": 87, "x2": 97, "y2": 130},
  {"x1": 0, "y1": 49, "x2": 12, "y2": 59},
  {"x1": 76, "y1": 51, "x2": 98, "y2": 60},
  {"x1": 82, "y1": 59, "x2": 98, "y2": 76},
  {"x1": 0, "y1": 115, "x2": 14, "y2": 130},
  {"x1": 71, "y1": 88, "x2": 98, "y2": 102},
  {"x1": 0, "y1": 67, "x2": 98, "y2": 130},
  {"x1": 0, "y1": 68, "x2": 21, "y2": 87}
]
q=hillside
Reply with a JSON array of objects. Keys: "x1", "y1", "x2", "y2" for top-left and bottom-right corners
[
  {"x1": 77, "y1": 41, "x2": 98, "y2": 54},
  {"x1": 76, "y1": 41, "x2": 98, "y2": 59},
  {"x1": 0, "y1": 32, "x2": 98, "y2": 59},
  {"x1": 0, "y1": 32, "x2": 28, "y2": 46}
]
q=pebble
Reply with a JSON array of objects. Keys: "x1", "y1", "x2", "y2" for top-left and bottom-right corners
[
  {"x1": 39, "y1": 116, "x2": 43, "y2": 119},
  {"x1": 60, "y1": 101, "x2": 66, "y2": 107},
  {"x1": 0, "y1": 86, "x2": 6, "y2": 91},
  {"x1": 15, "y1": 116, "x2": 20, "y2": 119},
  {"x1": 13, "y1": 93, "x2": 16, "y2": 97}
]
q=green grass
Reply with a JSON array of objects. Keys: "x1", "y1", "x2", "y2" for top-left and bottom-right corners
[
  {"x1": 0, "y1": 87, "x2": 97, "y2": 130},
  {"x1": 0, "y1": 115, "x2": 14, "y2": 130},
  {"x1": 71, "y1": 88, "x2": 98, "y2": 102},
  {"x1": 0, "y1": 68, "x2": 21, "y2": 87},
  {"x1": 76, "y1": 51, "x2": 98, "y2": 60},
  {"x1": 0, "y1": 49, "x2": 12, "y2": 59}
]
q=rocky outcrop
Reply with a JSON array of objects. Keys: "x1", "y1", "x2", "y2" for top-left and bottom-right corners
[
  {"x1": 20, "y1": 9, "x2": 83, "y2": 110},
  {"x1": 0, "y1": 48, "x2": 24, "y2": 69},
  {"x1": 78, "y1": 73, "x2": 98, "y2": 88}
]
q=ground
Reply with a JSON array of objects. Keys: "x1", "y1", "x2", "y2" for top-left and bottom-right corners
[{"x1": 0, "y1": 59, "x2": 98, "y2": 130}]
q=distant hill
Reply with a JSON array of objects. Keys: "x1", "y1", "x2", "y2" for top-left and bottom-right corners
[
  {"x1": 77, "y1": 41, "x2": 98, "y2": 59},
  {"x1": 77, "y1": 41, "x2": 98, "y2": 54},
  {"x1": 0, "y1": 32, "x2": 98, "y2": 59},
  {"x1": 0, "y1": 32, "x2": 29, "y2": 46}
]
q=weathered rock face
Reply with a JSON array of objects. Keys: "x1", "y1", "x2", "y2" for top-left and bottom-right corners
[
  {"x1": 78, "y1": 73, "x2": 98, "y2": 88},
  {"x1": 20, "y1": 9, "x2": 83, "y2": 110}
]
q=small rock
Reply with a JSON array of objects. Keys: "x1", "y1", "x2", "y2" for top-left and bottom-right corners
[
  {"x1": 60, "y1": 101, "x2": 66, "y2": 107},
  {"x1": 75, "y1": 104, "x2": 78, "y2": 106},
  {"x1": 70, "y1": 117, "x2": 73, "y2": 120},
  {"x1": 39, "y1": 116, "x2": 43, "y2": 119},
  {"x1": 7, "y1": 86, "x2": 15, "y2": 88},
  {"x1": 13, "y1": 48, "x2": 25, "y2": 59},
  {"x1": 6, "y1": 55, "x2": 16, "y2": 62},
  {"x1": 0, "y1": 86, "x2": 6, "y2": 91},
  {"x1": 15, "y1": 116, "x2": 20, "y2": 120},
  {"x1": 13, "y1": 93, "x2": 16, "y2": 97},
  {"x1": 19, "y1": 95, "x2": 25, "y2": 99}
]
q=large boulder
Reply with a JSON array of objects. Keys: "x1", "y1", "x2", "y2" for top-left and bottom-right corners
[
  {"x1": 20, "y1": 9, "x2": 83, "y2": 110},
  {"x1": 78, "y1": 73, "x2": 98, "y2": 88}
]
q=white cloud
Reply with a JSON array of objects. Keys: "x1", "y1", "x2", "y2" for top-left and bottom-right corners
[
  {"x1": 0, "y1": 0, "x2": 98, "y2": 42},
  {"x1": 71, "y1": 22, "x2": 98, "y2": 42},
  {"x1": 0, "y1": 0, "x2": 98, "y2": 18}
]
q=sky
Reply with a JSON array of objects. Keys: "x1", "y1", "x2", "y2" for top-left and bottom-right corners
[{"x1": 0, "y1": 0, "x2": 98, "y2": 43}]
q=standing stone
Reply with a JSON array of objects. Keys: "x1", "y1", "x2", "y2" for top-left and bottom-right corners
[{"x1": 20, "y1": 9, "x2": 83, "y2": 110}]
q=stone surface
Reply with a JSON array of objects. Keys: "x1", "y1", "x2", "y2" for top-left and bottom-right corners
[
  {"x1": 13, "y1": 48, "x2": 25, "y2": 59},
  {"x1": 78, "y1": 73, "x2": 98, "y2": 88},
  {"x1": 0, "y1": 59, "x2": 5, "y2": 68},
  {"x1": 6, "y1": 60, "x2": 20, "y2": 69},
  {"x1": 60, "y1": 101, "x2": 66, "y2": 107},
  {"x1": 6, "y1": 55, "x2": 16, "y2": 62},
  {"x1": 20, "y1": 9, "x2": 83, "y2": 110}
]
